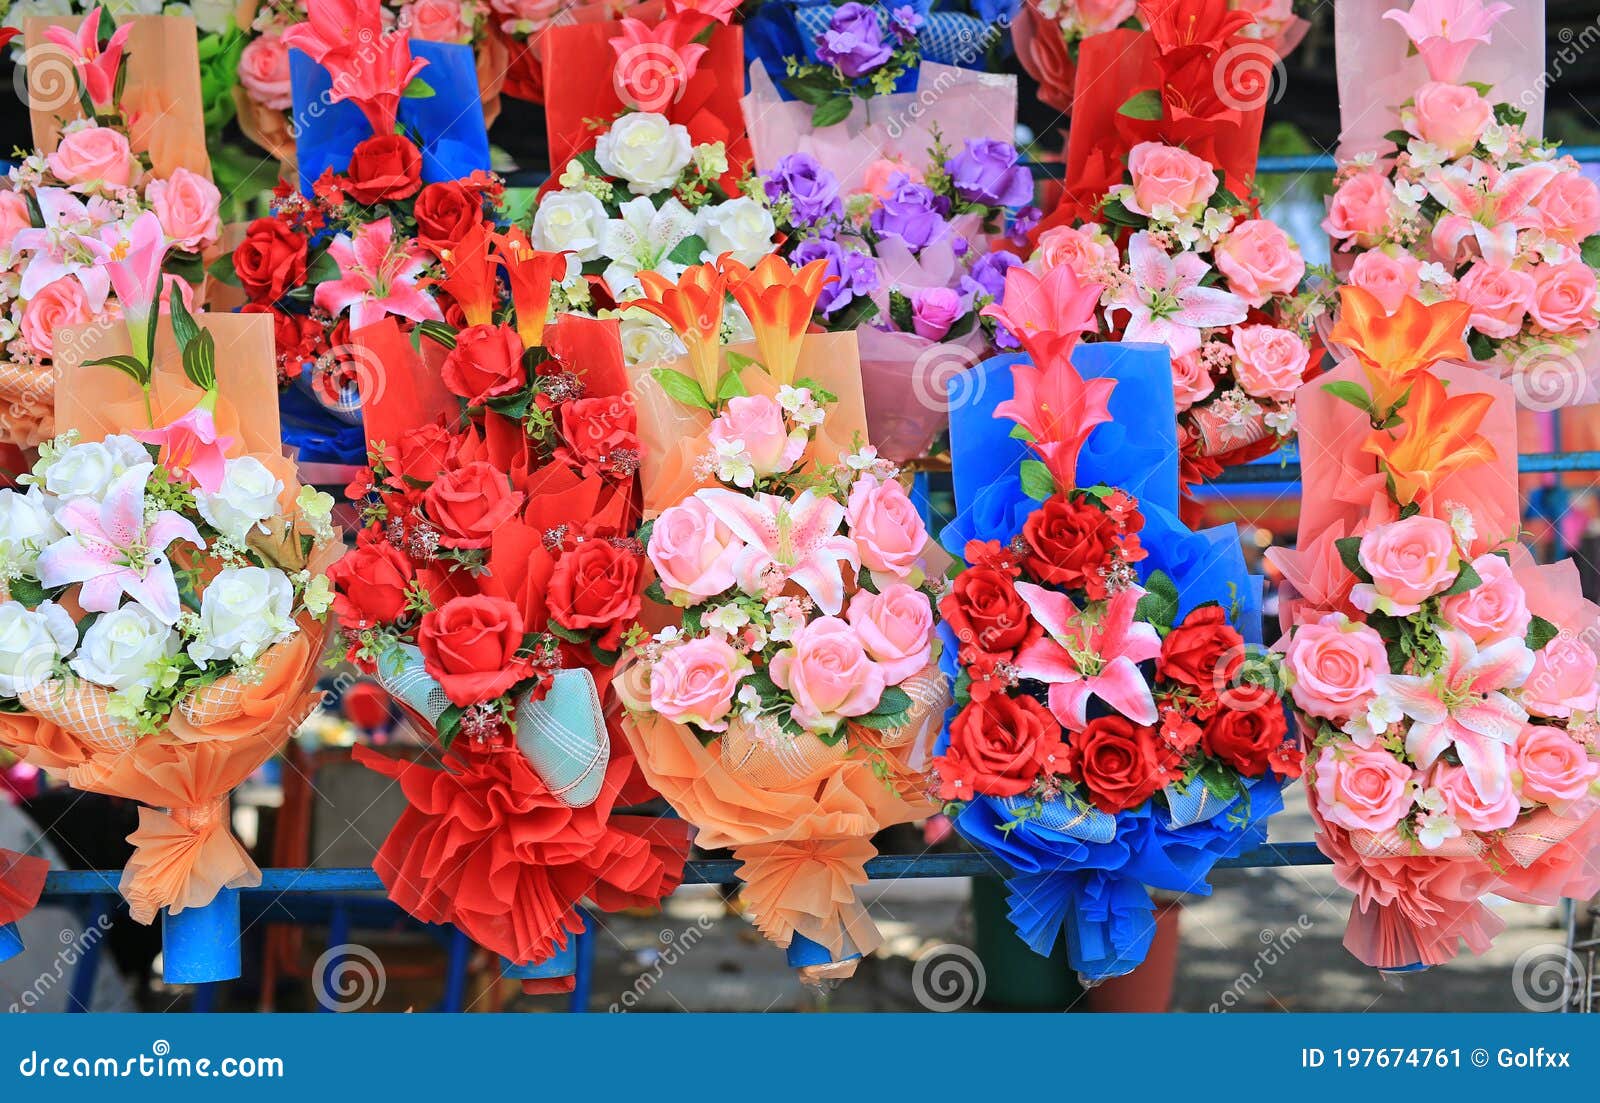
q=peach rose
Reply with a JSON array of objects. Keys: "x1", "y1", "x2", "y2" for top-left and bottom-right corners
[
  {"x1": 47, "y1": 125, "x2": 134, "y2": 191},
  {"x1": 1213, "y1": 219, "x2": 1304, "y2": 307},
  {"x1": 0, "y1": 190, "x2": 30, "y2": 250},
  {"x1": 1286, "y1": 614, "x2": 1390, "y2": 724},
  {"x1": 404, "y1": 0, "x2": 472, "y2": 41},
  {"x1": 1514, "y1": 723, "x2": 1598, "y2": 809},
  {"x1": 1522, "y1": 632, "x2": 1600, "y2": 719},
  {"x1": 1457, "y1": 261, "x2": 1535, "y2": 339},
  {"x1": 1231, "y1": 324, "x2": 1309, "y2": 403},
  {"x1": 861, "y1": 158, "x2": 923, "y2": 202},
  {"x1": 648, "y1": 496, "x2": 743, "y2": 601},
  {"x1": 1534, "y1": 171, "x2": 1600, "y2": 246},
  {"x1": 1404, "y1": 82, "x2": 1493, "y2": 158},
  {"x1": 1352, "y1": 515, "x2": 1459, "y2": 615},
  {"x1": 1439, "y1": 553, "x2": 1530, "y2": 646},
  {"x1": 1314, "y1": 744, "x2": 1415, "y2": 832},
  {"x1": 238, "y1": 33, "x2": 293, "y2": 111},
  {"x1": 846, "y1": 583, "x2": 934, "y2": 684},
  {"x1": 20, "y1": 277, "x2": 93, "y2": 359},
  {"x1": 1529, "y1": 261, "x2": 1598, "y2": 334},
  {"x1": 1347, "y1": 249, "x2": 1422, "y2": 314},
  {"x1": 1170, "y1": 348, "x2": 1214, "y2": 411},
  {"x1": 649, "y1": 636, "x2": 749, "y2": 731},
  {"x1": 146, "y1": 167, "x2": 222, "y2": 252},
  {"x1": 846, "y1": 473, "x2": 928, "y2": 580},
  {"x1": 1070, "y1": 0, "x2": 1137, "y2": 35},
  {"x1": 707, "y1": 395, "x2": 805, "y2": 484},
  {"x1": 768, "y1": 615, "x2": 887, "y2": 733},
  {"x1": 1323, "y1": 171, "x2": 1395, "y2": 250},
  {"x1": 1430, "y1": 761, "x2": 1519, "y2": 830},
  {"x1": 1033, "y1": 224, "x2": 1117, "y2": 287},
  {"x1": 1124, "y1": 142, "x2": 1217, "y2": 219}
]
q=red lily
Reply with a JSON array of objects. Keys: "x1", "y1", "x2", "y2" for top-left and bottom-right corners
[
  {"x1": 432, "y1": 222, "x2": 499, "y2": 328},
  {"x1": 492, "y1": 228, "x2": 570, "y2": 351}
]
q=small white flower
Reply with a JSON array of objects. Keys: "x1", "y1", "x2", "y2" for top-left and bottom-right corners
[
  {"x1": 711, "y1": 438, "x2": 756, "y2": 488},
  {"x1": 703, "y1": 603, "x2": 750, "y2": 634},
  {"x1": 197, "y1": 455, "x2": 283, "y2": 542},
  {"x1": 1341, "y1": 690, "x2": 1404, "y2": 747},
  {"x1": 1416, "y1": 807, "x2": 1461, "y2": 851},
  {"x1": 692, "y1": 142, "x2": 729, "y2": 178},
  {"x1": 1200, "y1": 207, "x2": 1235, "y2": 242},
  {"x1": 531, "y1": 189, "x2": 609, "y2": 262},
  {"x1": 69, "y1": 603, "x2": 179, "y2": 690},
  {"x1": 0, "y1": 600, "x2": 76, "y2": 697},
  {"x1": 1480, "y1": 123, "x2": 1512, "y2": 158},
  {"x1": 1417, "y1": 261, "x2": 1453, "y2": 287},
  {"x1": 595, "y1": 112, "x2": 694, "y2": 195},
  {"x1": 1264, "y1": 407, "x2": 1297, "y2": 436},
  {"x1": 302, "y1": 574, "x2": 334, "y2": 618},
  {"x1": 845, "y1": 446, "x2": 881, "y2": 472},
  {"x1": 765, "y1": 598, "x2": 805, "y2": 643},
  {"x1": 1444, "y1": 501, "x2": 1477, "y2": 549},
  {"x1": 187, "y1": 566, "x2": 296, "y2": 668},
  {"x1": 1404, "y1": 141, "x2": 1447, "y2": 171},
  {"x1": 557, "y1": 160, "x2": 587, "y2": 188},
  {"x1": 1394, "y1": 179, "x2": 1427, "y2": 207}
]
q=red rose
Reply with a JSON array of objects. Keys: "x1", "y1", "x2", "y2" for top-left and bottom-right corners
[
  {"x1": 1070, "y1": 715, "x2": 1176, "y2": 814},
  {"x1": 385, "y1": 422, "x2": 459, "y2": 489},
  {"x1": 415, "y1": 181, "x2": 484, "y2": 251},
  {"x1": 937, "y1": 693, "x2": 1068, "y2": 799},
  {"x1": 1022, "y1": 494, "x2": 1118, "y2": 590},
  {"x1": 234, "y1": 217, "x2": 307, "y2": 303},
  {"x1": 558, "y1": 395, "x2": 640, "y2": 476},
  {"x1": 418, "y1": 594, "x2": 530, "y2": 707},
  {"x1": 548, "y1": 539, "x2": 642, "y2": 649},
  {"x1": 1201, "y1": 684, "x2": 1287, "y2": 777},
  {"x1": 940, "y1": 567, "x2": 1038, "y2": 660},
  {"x1": 442, "y1": 324, "x2": 526, "y2": 406},
  {"x1": 344, "y1": 134, "x2": 423, "y2": 205},
  {"x1": 421, "y1": 461, "x2": 525, "y2": 548},
  {"x1": 1159, "y1": 605, "x2": 1244, "y2": 699},
  {"x1": 327, "y1": 529, "x2": 414, "y2": 630}
]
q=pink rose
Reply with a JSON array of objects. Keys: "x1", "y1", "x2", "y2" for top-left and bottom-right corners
[
  {"x1": 861, "y1": 158, "x2": 923, "y2": 201},
  {"x1": 1286, "y1": 614, "x2": 1390, "y2": 723},
  {"x1": 846, "y1": 473, "x2": 928, "y2": 580},
  {"x1": 768, "y1": 616, "x2": 887, "y2": 733},
  {"x1": 846, "y1": 583, "x2": 934, "y2": 684},
  {"x1": 47, "y1": 125, "x2": 133, "y2": 191},
  {"x1": 1033, "y1": 224, "x2": 1116, "y2": 287},
  {"x1": 1323, "y1": 171, "x2": 1395, "y2": 250},
  {"x1": 707, "y1": 395, "x2": 804, "y2": 483},
  {"x1": 1439, "y1": 554, "x2": 1530, "y2": 646},
  {"x1": 1124, "y1": 142, "x2": 1217, "y2": 219},
  {"x1": 403, "y1": 0, "x2": 472, "y2": 42},
  {"x1": 1529, "y1": 261, "x2": 1597, "y2": 334},
  {"x1": 1352, "y1": 515, "x2": 1459, "y2": 615},
  {"x1": 1534, "y1": 171, "x2": 1600, "y2": 246},
  {"x1": 1430, "y1": 761, "x2": 1519, "y2": 830},
  {"x1": 1347, "y1": 249, "x2": 1422, "y2": 314},
  {"x1": 1231, "y1": 324, "x2": 1309, "y2": 403},
  {"x1": 20, "y1": 276, "x2": 93, "y2": 359},
  {"x1": 1235, "y1": 0, "x2": 1295, "y2": 41},
  {"x1": 0, "y1": 190, "x2": 30, "y2": 247},
  {"x1": 1404, "y1": 82, "x2": 1493, "y2": 158},
  {"x1": 910, "y1": 286, "x2": 962, "y2": 340},
  {"x1": 648, "y1": 496, "x2": 742, "y2": 600},
  {"x1": 1071, "y1": 0, "x2": 1137, "y2": 35},
  {"x1": 491, "y1": 0, "x2": 568, "y2": 26},
  {"x1": 145, "y1": 167, "x2": 222, "y2": 253},
  {"x1": 1170, "y1": 348, "x2": 1215, "y2": 412},
  {"x1": 649, "y1": 636, "x2": 748, "y2": 731},
  {"x1": 1457, "y1": 262, "x2": 1535, "y2": 339},
  {"x1": 1213, "y1": 219, "x2": 1304, "y2": 308},
  {"x1": 1514, "y1": 723, "x2": 1598, "y2": 809},
  {"x1": 1314, "y1": 744, "x2": 1415, "y2": 832},
  {"x1": 1522, "y1": 632, "x2": 1600, "y2": 719},
  {"x1": 238, "y1": 33, "x2": 293, "y2": 111}
]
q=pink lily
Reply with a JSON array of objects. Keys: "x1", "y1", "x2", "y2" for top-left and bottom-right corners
[
  {"x1": 697, "y1": 487, "x2": 860, "y2": 616},
  {"x1": 280, "y1": 0, "x2": 383, "y2": 65},
  {"x1": 131, "y1": 403, "x2": 235, "y2": 495},
  {"x1": 315, "y1": 218, "x2": 444, "y2": 330},
  {"x1": 1384, "y1": 627, "x2": 1534, "y2": 802},
  {"x1": 1105, "y1": 232, "x2": 1247, "y2": 358},
  {"x1": 981, "y1": 262, "x2": 1102, "y2": 370},
  {"x1": 43, "y1": 8, "x2": 132, "y2": 112},
  {"x1": 1382, "y1": 0, "x2": 1512, "y2": 83},
  {"x1": 993, "y1": 342, "x2": 1115, "y2": 490},
  {"x1": 1427, "y1": 159, "x2": 1559, "y2": 266},
  {"x1": 1012, "y1": 582, "x2": 1161, "y2": 731},
  {"x1": 83, "y1": 211, "x2": 169, "y2": 366},
  {"x1": 609, "y1": 17, "x2": 708, "y2": 110},
  {"x1": 326, "y1": 29, "x2": 428, "y2": 137},
  {"x1": 11, "y1": 188, "x2": 114, "y2": 308},
  {"x1": 36, "y1": 463, "x2": 204, "y2": 625}
]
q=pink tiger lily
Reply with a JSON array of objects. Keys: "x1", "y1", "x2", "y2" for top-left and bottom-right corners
[
  {"x1": 1427, "y1": 160, "x2": 1560, "y2": 267},
  {"x1": 44, "y1": 8, "x2": 132, "y2": 112},
  {"x1": 1012, "y1": 582, "x2": 1161, "y2": 730},
  {"x1": 315, "y1": 218, "x2": 444, "y2": 330},
  {"x1": 1105, "y1": 232, "x2": 1247, "y2": 358},
  {"x1": 697, "y1": 487, "x2": 859, "y2": 616},
  {"x1": 1382, "y1": 0, "x2": 1512, "y2": 83}
]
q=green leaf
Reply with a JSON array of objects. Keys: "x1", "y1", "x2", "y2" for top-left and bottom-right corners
[
  {"x1": 305, "y1": 249, "x2": 341, "y2": 285},
  {"x1": 1440, "y1": 560, "x2": 1482, "y2": 598},
  {"x1": 644, "y1": 578, "x2": 668, "y2": 606},
  {"x1": 666, "y1": 233, "x2": 708, "y2": 267},
  {"x1": 1134, "y1": 570, "x2": 1179, "y2": 631},
  {"x1": 1466, "y1": 329, "x2": 1496, "y2": 362},
  {"x1": 436, "y1": 704, "x2": 463, "y2": 751},
  {"x1": 1098, "y1": 196, "x2": 1145, "y2": 227},
  {"x1": 1320, "y1": 379, "x2": 1373, "y2": 414},
  {"x1": 853, "y1": 685, "x2": 914, "y2": 729},
  {"x1": 1335, "y1": 535, "x2": 1365, "y2": 577},
  {"x1": 85, "y1": 354, "x2": 151, "y2": 388},
  {"x1": 810, "y1": 96, "x2": 854, "y2": 128},
  {"x1": 851, "y1": 707, "x2": 912, "y2": 731},
  {"x1": 4, "y1": 577, "x2": 48, "y2": 608},
  {"x1": 1018, "y1": 459, "x2": 1054, "y2": 501},
  {"x1": 181, "y1": 329, "x2": 217, "y2": 392},
  {"x1": 887, "y1": 289, "x2": 915, "y2": 332},
  {"x1": 206, "y1": 251, "x2": 242, "y2": 289},
  {"x1": 1525, "y1": 614, "x2": 1559, "y2": 652},
  {"x1": 403, "y1": 76, "x2": 435, "y2": 99},
  {"x1": 651, "y1": 367, "x2": 712, "y2": 410},
  {"x1": 1382, "y1": 128, "x2": 1412, "y2": 146},
  {"x1": 167, "y1": 281, "x2": 202, "y2": 349},
  {"x1": 781, "y1": 74, "x2": 836, "y2": 107},
  {"x1": 414, "y1": 320, "x2": 458, "y2": 349},
  {"x1": 716, "y1": 368, "x2": 749, "y2": 400},
  {"x1": 1581, "y1": 234, "x2": 1600, "y2": 270},
  {"x1": 1493, "y1": 102, "x2": 1527, "y2": 129},
  {"x1": 547, "y1": 620, "x2": 589, "y2": 645},
  {"x1": 1117, "y1": 89, "x2": 1163, "y2": 120},
  {"x1": 1009, "y1": 423, "x2": 1036, "y2": 442}
]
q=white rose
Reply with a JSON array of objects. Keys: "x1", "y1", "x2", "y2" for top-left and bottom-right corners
[
  {"x1": 40, "y1": 435, "x2": 150, "y2": 500},
  {"x1": 0, "y1": 488, "x2": 63, "y2": 575},
  {"x1": 697, "y1": 198, "x2": 777, "y2": 266},
  {"x1": 531, "y1": 189, "x2": 609, "y2": 261},
  {"x1": 69, "y1": 604, "x2": 179, "y2": 690},
  {"x1": 196, "y1": 456, "x2": 283, "y2": 542},
  {"x1": 0, "y1": 600, "x2": 76, "y2": 697},
  {"x1": 188, "y1": 566, "x2": 296, "y2": 668},
  {"x1": 594, "y1": 113, "x2": 693, "y2": 196},
  {"x1": 4, "y1": 0, "x2": 73, "y2": 34},
  {"x1": 618, "y1": 312, "x2": 687, "y2": 367}
]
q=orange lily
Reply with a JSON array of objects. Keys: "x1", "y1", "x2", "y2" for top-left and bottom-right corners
[
  {"x1": 1328, "y1": 286, "x2": 1472, "y2": 413},
  {"x1": 492, "y1": 227, "x2": 569, "y2": 351},
  {"x1": 1363, "y1": 371, "x2": 1496, "y2": 506},
  {"x1": 633, "y1": 263, "x2": 728, "y2": 399},
  {"x1": 432, "y1": 221, "x2": 499, "y2": 328},
  {"x1": 722, "y1": 254, "x2": 831, "y2": 386}
]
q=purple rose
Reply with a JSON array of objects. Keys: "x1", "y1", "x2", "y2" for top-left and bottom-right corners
[
  {"x1": 869, "y1": 174, "x2": 951, "y2": 251},
  {"x1": 764, "y1": 153, "x2": 844, "y2": 227},
  {"x1": 816, "y1": 2, "x2": 893, "y2": 79},
  {"x1": 946, "y1": 139, "x2": 1034, "y2": 209},
  {"x1": 910, "y1": 286, "x2": 963, "y2": 340},
  {"x1": 961, "y1": 250, "x2": 1021, "y2": 302},
  {"x1": 792, "y1": 238, "x2": 881, "y2": 316}
]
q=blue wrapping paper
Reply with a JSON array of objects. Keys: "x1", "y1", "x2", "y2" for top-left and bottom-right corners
[
  {"x1": 786, "y1": 931, "x2": 863, "y2": 969},
  {"x1": 502, "y1": 915, "x2": 582, "y2": 980},
  {"x1": 161, "y1": 889, "x2": 242, "y2": 984},
  {"x1": 0, "y1": 921, "x2": 23, "y2": 964}
]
